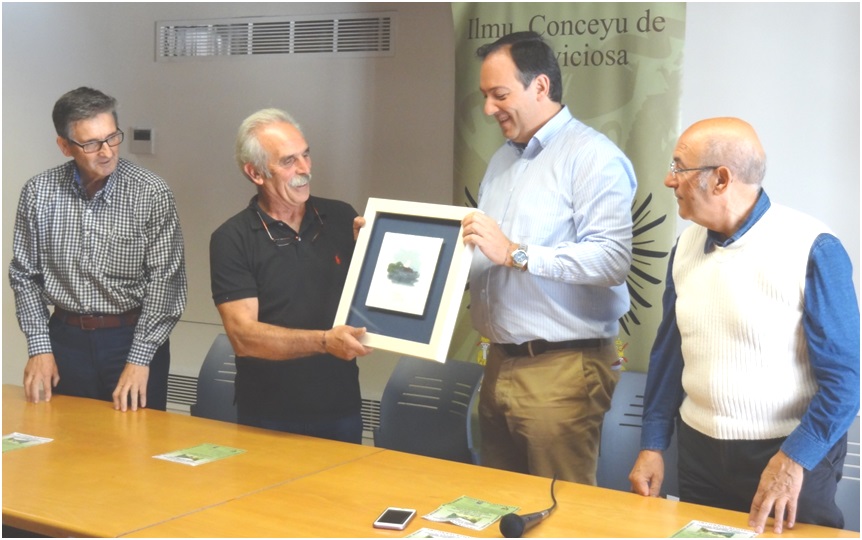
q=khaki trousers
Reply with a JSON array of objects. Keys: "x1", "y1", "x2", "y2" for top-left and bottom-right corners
[{"x1": 478, "y1": 342, "x2": 619, "y2": 485}]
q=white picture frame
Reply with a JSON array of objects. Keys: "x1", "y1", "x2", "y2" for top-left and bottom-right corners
[{"x1": 333, "y1": 198, "x2": 475, "y2": 362}]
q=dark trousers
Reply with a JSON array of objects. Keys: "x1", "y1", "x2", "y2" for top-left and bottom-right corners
[
  {"x1": 48, "y1": 316, "x2": 170, "y2": 410},
  {"x1": 238, "y1": 411, "x2": 364, "y2": 444},
  {"x1": 678, "y1": 420, "x2": 846, "y2": 529}
]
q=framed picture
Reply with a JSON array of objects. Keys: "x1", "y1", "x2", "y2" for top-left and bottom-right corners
[{"x1": 334, "y1": 198, "x2": 475, "y2": 362}]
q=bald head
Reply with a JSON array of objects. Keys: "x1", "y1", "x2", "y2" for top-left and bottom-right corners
[{"x1": 680, "y1": 117, "x2": 767, "y2": 186}]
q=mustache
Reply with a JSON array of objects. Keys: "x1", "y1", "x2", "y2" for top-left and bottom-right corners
[{"x1": 289, "y1": 173, "x2": 311, "y2": 188}]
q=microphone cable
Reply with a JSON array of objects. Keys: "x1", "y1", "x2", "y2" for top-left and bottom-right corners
[
  {"x1": 547, "y1": 474, "x2": 558, "y2": 513},
  {"x1": 537, "y1": 474, "x2": 558, "y2": 518}
]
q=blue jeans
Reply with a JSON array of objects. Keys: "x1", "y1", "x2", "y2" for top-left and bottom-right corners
[
  {"x1": 48, "y1": 316, "x2": 170, "y2": 410},
  {"x1": 238, "y1": 411, "x2": 364, "y2": 444}
]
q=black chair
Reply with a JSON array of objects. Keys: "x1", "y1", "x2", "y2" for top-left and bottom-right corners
[
  {"x1": 190, "y1": 333, "x2": 238, "y2": 423},
  {"x1": 466, "y1": 375, "x2": 483, "y2": 465},
  {"x1": 597, "y1": 370, "x2": 679, "y2": 497},
  {"x1": 836, "y1": 415, "x2": 860, "y2": 532},
  {"x1": 374, "y1": 356, "x2": 483, "y2": 464}
]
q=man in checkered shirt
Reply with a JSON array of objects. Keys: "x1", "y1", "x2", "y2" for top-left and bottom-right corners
[{"x1": 9, "y1": 87, "x2": 187, "y2": 412}]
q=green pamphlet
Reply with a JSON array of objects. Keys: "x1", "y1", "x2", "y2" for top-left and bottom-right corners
[{"x1": 153, "y1": 443, "x2": 246, "y2": 466}]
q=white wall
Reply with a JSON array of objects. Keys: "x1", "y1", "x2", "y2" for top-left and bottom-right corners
[
  {"x1": 2, "y1": 2, "x2": 455, "y2": 389},
  {"x1": 2, "y1": 3, "x2": 859, "y2": 398},
  {"x1": 678, "y1": 3, "x2": 860, "y2": 284}
]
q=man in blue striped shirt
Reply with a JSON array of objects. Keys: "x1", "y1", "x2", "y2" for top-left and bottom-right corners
[{"x1": 461, "y1": 32, "x2": 637, "y2": 484}]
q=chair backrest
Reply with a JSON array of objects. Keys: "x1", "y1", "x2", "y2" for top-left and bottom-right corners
[
  {"x1": 374, "y1": 356, "x2": 484, "y2": 464},
  {"x1": 190, "y1": 333, "x2": 238, "y2": 423},
  {"x1": 597, "y1": 370, "x2": 679, "y2": 498},
  {"x1": 836, "y1": 415, "x2": 860, "y2": 531},
  {"x1": 466, "y1": 374, "x2": 483, "y2": 465}
]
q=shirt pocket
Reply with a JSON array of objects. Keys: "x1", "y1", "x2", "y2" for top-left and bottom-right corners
[{"x1": 104, "y1": 231, "x2": 146, "y2": 279}]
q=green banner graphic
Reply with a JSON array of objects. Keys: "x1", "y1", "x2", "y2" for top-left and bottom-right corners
[{"x1": 448, "y1": 2, "x2": 686, "y2": 372}]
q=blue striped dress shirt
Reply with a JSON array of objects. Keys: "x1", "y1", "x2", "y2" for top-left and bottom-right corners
[{"x1": 469, "y1": 106, "x2": 637, "y2": 344}]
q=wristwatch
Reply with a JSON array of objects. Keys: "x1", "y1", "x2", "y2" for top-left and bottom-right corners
[{"x1": 511, "y1": 244, "x2": 528, "y2": 271}]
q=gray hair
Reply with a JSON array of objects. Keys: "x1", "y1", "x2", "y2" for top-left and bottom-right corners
[
  {"x1": 235, "y1": 108, "x2": 302, "y2": 179},
  {"x1": 700, "y1": 135, "x2": 767, "y2": 188},
  {"x1": 52, "y1": 87, "x2": 118, "y2": 139}
]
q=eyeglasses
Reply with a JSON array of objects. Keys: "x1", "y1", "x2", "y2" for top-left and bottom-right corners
[
  {"x1": 669, "y1": 161, "x2": 718, "y2": 178},
  {"x1": 68, "y1": 130, "x2": 124, "y2": 154},
  {"x1": 257, "y1": 206, "x2": 324, "y2": 247}
]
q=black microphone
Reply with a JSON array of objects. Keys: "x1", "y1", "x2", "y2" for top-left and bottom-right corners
[
  {"x1": 499, "y1": 508, "x2": 551, "y2": 538},
  {"x1": 499, "y1": 476, "x2": 558, "y2": 538}
]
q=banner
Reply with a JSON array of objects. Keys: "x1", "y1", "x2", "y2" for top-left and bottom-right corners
[{"x1": 448, "y1": 3, "x2": 686, "y2": 372}]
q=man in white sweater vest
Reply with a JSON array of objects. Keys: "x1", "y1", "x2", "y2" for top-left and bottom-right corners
[{"x1": 628, "y1": 118, "x2": 859, "y2": 534}]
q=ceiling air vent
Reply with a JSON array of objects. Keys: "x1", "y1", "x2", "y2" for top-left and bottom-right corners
[{"x1": 156, "y1": 12, "x2": 395, "y2": 60}]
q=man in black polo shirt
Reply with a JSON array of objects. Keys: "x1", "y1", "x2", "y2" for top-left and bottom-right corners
[{"x1": 209, "y1": 108, "x2": 372, "y2": 443}]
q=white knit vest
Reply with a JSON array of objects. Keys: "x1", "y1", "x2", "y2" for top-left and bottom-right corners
[{"x1": 674, "y1": 203, "x2": 827, "y2": 440}]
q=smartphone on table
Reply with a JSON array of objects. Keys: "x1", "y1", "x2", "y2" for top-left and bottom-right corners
[{"x1": 373, "y1": 507, "x2": 416, "y2": 530}]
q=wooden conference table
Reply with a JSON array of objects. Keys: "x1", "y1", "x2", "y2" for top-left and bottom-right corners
[{"x1": 3, "y1": 385, "x2": 856, "y2": 538}]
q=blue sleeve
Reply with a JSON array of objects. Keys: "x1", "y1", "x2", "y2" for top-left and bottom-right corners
[
  {"x1": 782, "y1": 233, "x2": 861, "y2": 469},
  {"x1": 640, "y1": 245, "x2": 686, "y2": 451}
]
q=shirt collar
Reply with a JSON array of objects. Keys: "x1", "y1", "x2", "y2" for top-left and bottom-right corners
[
  {"x1": 248, "y1": 195, "x2": 322, "y2": 232},
  {"x1": 72, "y1": 161, "x2": 117, "y2": 201},
  {"x1": 704, "y1": 189, "x2": 771, "y2": 253},
  {"x1": 506, "y1": 105, "x2": 571, "y2": 158},
  {"x1": 248, "y1": 196, "x2": 266, "y2": 231}
]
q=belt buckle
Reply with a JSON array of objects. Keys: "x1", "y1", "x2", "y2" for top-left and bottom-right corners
[
  {"x1": 78, "y1": 314, "x2": 100, "y2": 331},
  {"x1": 526, "y1": 340, "x2": 547, "y2": 357}
]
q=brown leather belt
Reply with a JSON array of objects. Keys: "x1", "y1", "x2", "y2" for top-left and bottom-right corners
[
  {"x1": 53, "y1": 306, "x2": 141, "y2": 331},
  {"x1": 500, "y1": 338, "x2": 613, "y2": 358}
]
